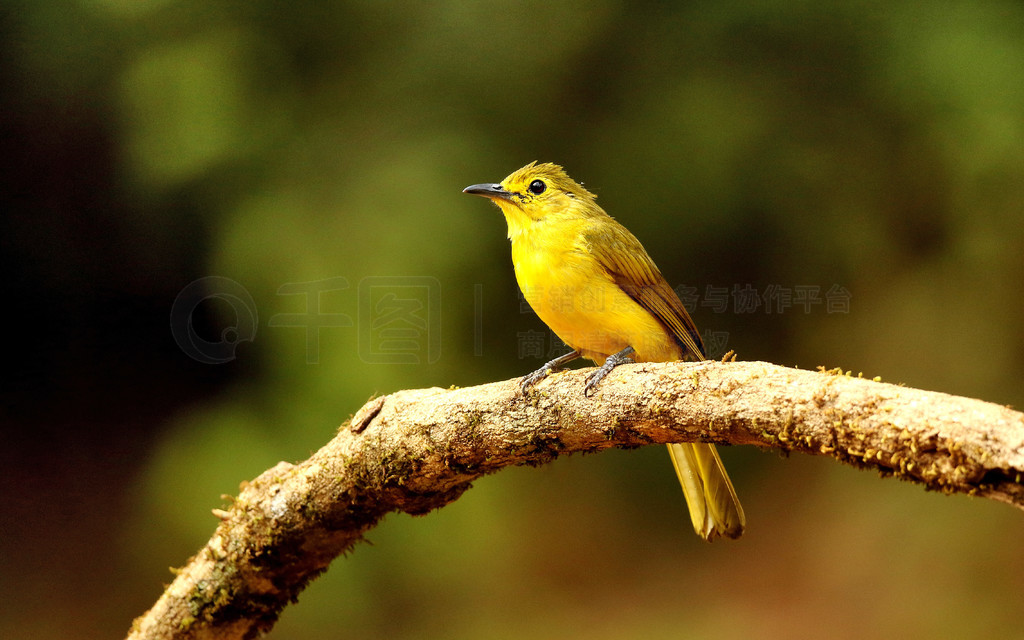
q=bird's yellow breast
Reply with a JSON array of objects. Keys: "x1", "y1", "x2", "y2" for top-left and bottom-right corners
[{"x1": 508, "y1": 216, "x2": 682, "y2": 363}]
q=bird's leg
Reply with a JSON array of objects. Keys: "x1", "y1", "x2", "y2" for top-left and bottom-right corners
[
  {"x1": 583, "y1": 346, "x2": 635, "y2": 396},
  {"x1": 521, "y1": 350, "x2": 581, "y2": 394}
]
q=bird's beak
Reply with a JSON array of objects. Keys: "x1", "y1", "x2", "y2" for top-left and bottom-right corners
[{"x1": 463, "y1": 183, "x2": 513, "y2": 201}]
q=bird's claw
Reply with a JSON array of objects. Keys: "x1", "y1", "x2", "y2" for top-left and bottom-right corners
[
  {"x1": 582, "y1": 366, "x2": 609, "y2": 397},
  {"x1": 520, "y1": 366, "x2": 552, "y2": 394},
  {"x1": 519, "y1": 350, "x2": 583, "y2": 395},
  {"x1": 583, "y1": 347, "x2": 635, "y2": 396}
]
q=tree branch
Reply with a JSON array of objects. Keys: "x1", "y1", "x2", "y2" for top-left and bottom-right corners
[{"x1": 126, "y1": 361, "x2": 1024, "y2": 640}]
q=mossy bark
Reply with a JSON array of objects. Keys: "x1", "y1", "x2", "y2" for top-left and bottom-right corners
[{"x1": 127, "y1": 361, "x2": 1024, "y2": 640}]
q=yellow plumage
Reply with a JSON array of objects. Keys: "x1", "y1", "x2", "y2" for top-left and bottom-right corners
[{"x1": 465, "y1": 161, "x2": 745, "y2": 541}]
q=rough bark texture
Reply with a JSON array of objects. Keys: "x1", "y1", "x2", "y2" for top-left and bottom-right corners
[{"x1": 126, "y1": 361, "x2": 1024, "y2": 640}]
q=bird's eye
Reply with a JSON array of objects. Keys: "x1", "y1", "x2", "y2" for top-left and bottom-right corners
[{"x1": 527, "y1": 179, "x2": 546, "y2": 195}]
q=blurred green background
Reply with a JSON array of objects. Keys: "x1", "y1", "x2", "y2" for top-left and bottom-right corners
[{"x1": 3, "y1": 1, "x2": 1023, "y2": 638}]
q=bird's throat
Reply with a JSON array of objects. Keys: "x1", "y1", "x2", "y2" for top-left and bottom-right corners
[{"x1": 498, "y1": 203, "x2": 535, "y2": 240}]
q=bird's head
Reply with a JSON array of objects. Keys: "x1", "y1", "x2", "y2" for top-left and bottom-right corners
[{"x1": 464, "y1": 162, "x2": 600, "y2": 237}]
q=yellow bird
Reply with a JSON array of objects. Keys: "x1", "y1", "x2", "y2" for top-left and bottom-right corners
[{"x1": 464, "y1": 161, "x2": 745, "y2": 540}]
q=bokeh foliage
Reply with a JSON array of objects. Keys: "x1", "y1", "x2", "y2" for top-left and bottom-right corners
[{"x1": 2, "y1": 1, "x2": 1023, "y2": 638}]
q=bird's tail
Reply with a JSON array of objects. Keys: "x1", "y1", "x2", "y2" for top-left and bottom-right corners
[{"x1": 666, "y1": 443, "x2": 745, "y2": 540}]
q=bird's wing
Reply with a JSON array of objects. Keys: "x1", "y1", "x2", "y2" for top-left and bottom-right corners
[{"x1": 584, "y1": 221, "x2": 706, "y2": 361}]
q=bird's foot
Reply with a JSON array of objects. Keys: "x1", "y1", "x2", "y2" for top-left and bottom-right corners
[
  {"x1": 520, "y1": 366, "x2": 552, "y2": 394},
  {"x1": 520, "y1": 350, "x2": 581, "y2": 394},
  {"x1": 583, "y1": 347, "x2": 635, "y2": 396}
]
